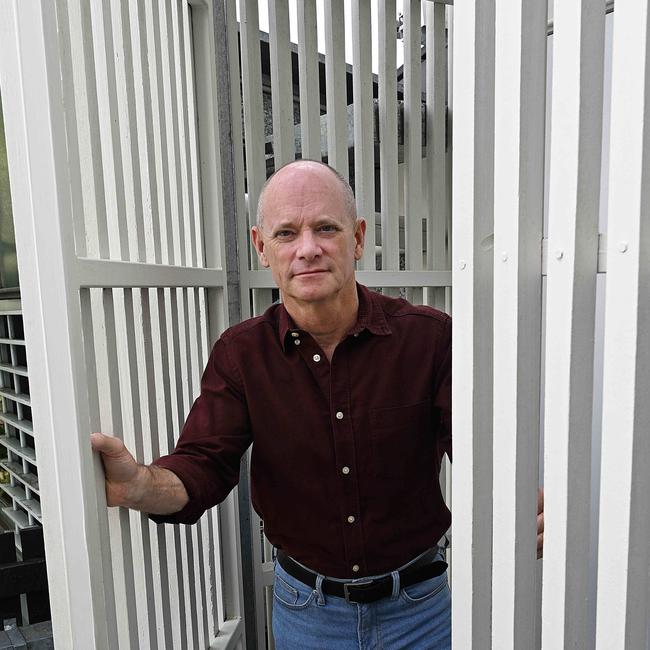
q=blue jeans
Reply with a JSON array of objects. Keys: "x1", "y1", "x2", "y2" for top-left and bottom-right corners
[{"x1": 272, "y1": 548, "x2": 451, "y2": 649}]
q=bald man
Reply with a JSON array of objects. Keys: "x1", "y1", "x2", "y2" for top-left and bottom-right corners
[{"x1": 92, "y1": 160, "x2": 543, "y2": 648}]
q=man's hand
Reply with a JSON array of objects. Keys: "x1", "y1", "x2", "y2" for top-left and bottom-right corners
[
  {"x1": 91, "y1": 432, "x2": 146, "y2": 507},
  {"x1": 537, "y1": 487, "x2": 544, "y2": 559},
  {"x1": 90, "y1": 432, "x2": 189, "y2": 514}
]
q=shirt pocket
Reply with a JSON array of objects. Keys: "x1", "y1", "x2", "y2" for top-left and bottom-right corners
[{"x1": 368, "y1": 399, "x2": 435, "y2": 482}]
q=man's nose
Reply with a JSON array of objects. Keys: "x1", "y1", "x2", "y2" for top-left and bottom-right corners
[{"x1": 296, "y1": 230, "x2": 322, "y2": 260}]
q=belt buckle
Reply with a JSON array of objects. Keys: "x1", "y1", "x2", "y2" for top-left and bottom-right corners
[{"x1": 343, "y1": 579, "x2": 373, "y2": 604}]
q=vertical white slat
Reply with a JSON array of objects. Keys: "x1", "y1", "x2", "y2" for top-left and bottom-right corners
[
  {"x1": 596, "y1": 2, "x2": 650, "y2": 648},
  {"x1": 492, "y1": 1, "x2": 546, "y2": 647},
  {"x1": 180, "y1": 286, "x2": 209, "y2": 647},
  {"x1": 128, "y1": 0, "x2": 161, "y2": 265},
  {"x1": 159, "y1": 1, "x2": 186, "y2": 267},
  {"x1": 154, "y1": 288, "x2": 186, "y2": 650},
  {"x1": 425, "y1": 2, "x2": 448, "y2": 310},
  {"x1": 138, "y1": 288, "x2": 174, "y2": 650},
  {"x1": 451, "y1": 0, "x2": 495, "y2": 647},
  {"x1": 96, "y1": 289, "x2": 139, "y2": 650},
  {"x1": 170, "y1": 288, "x2": 199, "y2": 650},
  {"x1": 145, "y1": 0, "x2": 174, "y2": 265},
  {"x1": 66, "y1": 0, "x2": 111, "y2": 260},
  {"x1": 119, "y1": 289, "x2": 158, "y2": 650},
  {"x1": 541, "y1": 1, "x2": 604, "y2": 647},
  {"x1": 268, "y1": 0, "x2": 295, "y2": 167},
  {"x1": 0, "y1": 3, "x2": 115, "y2": 646},
  {"x1": 378, "y1": 0, "x2": 400, "y2": 273},
  {"x1": 79, "y1": 290, "x2": 119, "y2": 649},
  {"x1": 52, "y1": 0, "x2": 89, "y2": 260},
  {"x1": 239, "y1": 0, "x2": 269, "y2": 317},
  {"x1": 323, "y1": 0, "x2": 349, "y2": 177},
  {"x1": 352, "y1": 0, "x2": 376, "y2": 270},
  {"x1": 110, "y1": 0, "x2": 146, "y2": 263},
  {"x1": 181, "y1": 2, "x2": 205, "y2": 269},
  {"x1": 297, "y1": 0, "x2": 321, "y2": 161},
  {"x1": 171, "y1": 0, "x2": 198, "y2": 269},
  {"x1": 89, "y1": 0, "x2": 130, "y2": 261},
  {"x1": 403, "y1": 0, "x2": 423, "y2": 276}
]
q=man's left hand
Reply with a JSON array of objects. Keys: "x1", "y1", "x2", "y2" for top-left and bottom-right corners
[{"x1": 537, "y1": 487, "x2": 544, "y2": 559}]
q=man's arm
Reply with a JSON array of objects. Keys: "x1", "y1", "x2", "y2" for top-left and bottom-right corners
[{"x1": 91, "y1": 432, "x2": 189, "y2": 515}]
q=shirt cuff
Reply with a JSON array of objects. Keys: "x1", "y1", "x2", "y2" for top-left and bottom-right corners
[{"x1": 147, "y1": 456, "x2": 209, "y2": 525}]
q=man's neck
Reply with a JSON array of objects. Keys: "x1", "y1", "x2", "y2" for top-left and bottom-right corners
[{"x1": 284, "y1": 285, "x2": 359, "y2": 355}]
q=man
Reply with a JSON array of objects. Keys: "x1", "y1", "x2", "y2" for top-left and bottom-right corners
[{"x1": 92, "y1": 160, "x2": 543, "y2": 649}]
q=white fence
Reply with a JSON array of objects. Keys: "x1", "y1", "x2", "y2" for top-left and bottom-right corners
[
  {"x1": 453, "y1": 0, "x2": 650, "y2": 649},
  {"x1": 1, "y1": 0, "x2": 649, "y2": 649}
]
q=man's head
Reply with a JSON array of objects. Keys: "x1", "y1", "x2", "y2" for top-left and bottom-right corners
[{"x1": 251, "y1": 160, "x2": 366, "y2": 308}]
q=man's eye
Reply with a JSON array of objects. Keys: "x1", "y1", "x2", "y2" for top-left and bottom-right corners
[
  {"x1": 318, "y1": 225, "x2": 337, "y2": 233},
  {"x1": 275, "y1": 230, "x2": 294, "y2": 238}
]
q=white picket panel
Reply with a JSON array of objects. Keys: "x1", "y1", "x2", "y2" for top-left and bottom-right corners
[
  {"x1": 0, "y1": 1, "x2": 244, "y2": 648},
  {"x1": 378, "y1": 0, "x2": 400, "y2": 273},
  {"x1": 324, "y1": 0, "x2": 348, "y2": 177},
  {"x1": 297, "y1": 0, "x2": 321, "y2": 161},
  {"x1": 451, "y1": 0, "x2": 495, "y2": 647},
  {"x1": 595, "y1": 1, "x2": 650, "y2": 648},
  {"x1": 269, "y1": 0, "x2": 295, "y2": 167},
  {"x1": 424, "y1": 1, "x2": 449, "y2": 311},
  {"x1": 541, "y1": 2, "x2": 605, "y2": 648},
  {"x1": 352, "y1": 0, "x2": 376, "y2": 271},
  {"x1": 491, "y1": 1, "x2": 546, "y2": 648}
]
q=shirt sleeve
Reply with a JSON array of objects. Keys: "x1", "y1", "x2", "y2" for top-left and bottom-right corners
[
  {"x1": 150, "y1": 336, "x2": 253, "y2": 525},
  {"x1": 433, "y1": 315, "x2": 452, "y2": 463}
]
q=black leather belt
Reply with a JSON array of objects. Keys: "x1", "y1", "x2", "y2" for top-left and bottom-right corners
[{"x1": 276, "y1": 548, "x2": 448, "y2": 604}]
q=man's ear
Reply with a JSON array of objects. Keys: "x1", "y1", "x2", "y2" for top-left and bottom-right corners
[
  {"x1": 251, "y1": 226, "x2": 270, "y2": 267},
  {"x1": 353, "y1": 218, "x2": 366, "y2": 261}
]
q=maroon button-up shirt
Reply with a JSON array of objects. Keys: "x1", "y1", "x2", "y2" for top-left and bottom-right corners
[{"x1": 152, "y1": 284, "x2": 451, "y2": 578}]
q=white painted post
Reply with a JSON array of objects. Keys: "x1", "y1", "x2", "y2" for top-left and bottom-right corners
[
  {"x1": 324, "y1": 0, "x2": 349, "y2": 177},
  {"x1": 451, "y1": 0, "x2": 495, "y2": 647},
  {"x1": 297, "y1": 0, "x2": 322, "y2": 161},
  {"x1": 596, "y1": 1, "x2": 650, "y2": 648},
  {"x1": 491, "y1": 0, "x2": 546, "y2": 648},
  {"x1": 352, "y1": 0, "x2": 376, "y2": 270},
  {"x1": 378, "y1": 0, "x2": 400, "y2": 276},
  {"x1": 268, "y1": 0, "x2": 295, "y2": 167},
  {"x1": 540, "y1": 2, "x2": 605, "y2": 648},
  {"x1": 424, "y1": 1, "x2": 448, "y2": 310},
  {"x1": 0, "y1": 2, "x2": 115, "y2": 646}
]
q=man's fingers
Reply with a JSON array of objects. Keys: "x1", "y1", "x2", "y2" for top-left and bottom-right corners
[
  {"x1": 537, "y1": 487, "x2": 544, "y2": 514},
  {"x1": 91, "y1": 432, "x2": 127, "y2": 458},
  {"x1": 537, "y1": 533, "x2": 544, "y2": 559}
]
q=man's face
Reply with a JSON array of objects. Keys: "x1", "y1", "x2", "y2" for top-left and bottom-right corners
[{"x1": 251, "y1": 164, "x2": 366, "y2": 306}]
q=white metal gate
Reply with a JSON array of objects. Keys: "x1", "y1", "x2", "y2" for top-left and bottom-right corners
[{"x1": 0, "y1": 0, "x2": 244, "y2": 648}]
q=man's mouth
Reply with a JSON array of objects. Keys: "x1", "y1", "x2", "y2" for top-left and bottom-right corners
[{"x1": 294, "y1": 270, "x2": 328, "y2": 276}]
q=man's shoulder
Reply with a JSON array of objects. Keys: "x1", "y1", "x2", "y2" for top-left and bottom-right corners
[{"x1": 219, "y1": 304, "x2": 281, "y2": 344}]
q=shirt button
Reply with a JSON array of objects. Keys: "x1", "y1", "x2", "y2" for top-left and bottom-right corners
[
  {"x1": 291, "y1": 332, "x2": 299, "y2": 337},
  {"x1": 336, "y1": 411, "x2": 344, "y2": 420},
  {"x1": 352, "y1": 565, "x2": 360, "y2": 573},
  {"x1": 342, "y1": 466, "x2": 350, "y2": 475},
  {"x1": 313, "y1": 354, "x2": 321, "y2": 362},
  {"x1": 353, "y1": 333, "x2": 359, "y2": 337},
  {"x1": 294, "y1": 339, "x2": 301, "y2": 346},
  {"x1": 347, "y1": 515, "x2": 355, "y2": 524}
]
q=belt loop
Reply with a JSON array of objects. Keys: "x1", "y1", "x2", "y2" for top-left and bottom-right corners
[
  {"x1": 390, "y1": 570, "x2": 400, "y2": 601},
  {"x1": 315, "y1": 574, "x2": 325, "y2": 605}
]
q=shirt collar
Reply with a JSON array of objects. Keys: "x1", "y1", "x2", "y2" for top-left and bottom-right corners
[{"x1": 278, "y1": 283, "x2": 392, "y2": 351}]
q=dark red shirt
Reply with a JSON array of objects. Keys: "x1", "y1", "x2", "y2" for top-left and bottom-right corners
[{"x1": 152, "y1": 284, "x2": 451, "y2": 578}]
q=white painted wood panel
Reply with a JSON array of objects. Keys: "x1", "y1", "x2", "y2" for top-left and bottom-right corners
[
  {"x1": 451, "y1": 0, "x2": 495, "y2": 647},
  {"x1": 596, "y1": 1, "x2": 650, "y2": 648},
  {"x1": 491, "y1": 0, "x2": 546, "y2": 647},
  {"x1": 541, "y1": 2, "x2": 604, "y2": 648}
]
